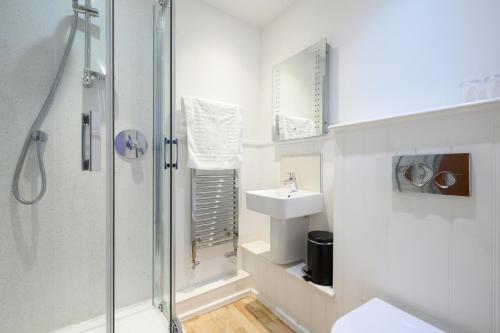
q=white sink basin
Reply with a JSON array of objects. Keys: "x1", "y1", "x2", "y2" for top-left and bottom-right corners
[{"x1": 246, "y1": 188, "x2": 324, "y2": 220}]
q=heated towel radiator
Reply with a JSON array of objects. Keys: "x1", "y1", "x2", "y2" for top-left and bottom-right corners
[{"x1": 191, "y1": 169, "x2": 239, "y2": 268}]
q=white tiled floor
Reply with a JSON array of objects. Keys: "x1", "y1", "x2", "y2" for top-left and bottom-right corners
[{"x1": 51, "y1": 301, "x2": 169, "y2": 333}]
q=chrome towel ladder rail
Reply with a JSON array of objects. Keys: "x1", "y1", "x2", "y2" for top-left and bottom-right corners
[{"x1": 191, "y1": 169, "x2": 239, "y2": 268}]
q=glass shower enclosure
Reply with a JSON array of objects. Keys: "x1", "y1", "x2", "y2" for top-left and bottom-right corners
[
  {"x1": 0, "y1": 0, "x2": 175, "y2": 332},
  {"x1": 153, "y1": 0, "x2": 175, "y2": 326}
]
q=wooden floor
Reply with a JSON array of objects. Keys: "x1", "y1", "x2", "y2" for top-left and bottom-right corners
[{"x1": 182, "y1": 295, "x2": 295, "y2": 333}]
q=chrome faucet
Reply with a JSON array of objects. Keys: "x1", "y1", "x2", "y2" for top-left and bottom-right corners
[{"x1": 283, "y1": 172, "x2": 298, "y2": 193}]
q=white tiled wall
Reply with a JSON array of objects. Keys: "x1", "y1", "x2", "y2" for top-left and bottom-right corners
[{"x1": 280, "y1": 155, "x2": 322, "y2": 192}]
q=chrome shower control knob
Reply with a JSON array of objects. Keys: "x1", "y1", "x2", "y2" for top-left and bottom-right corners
[{"x1": 114, "y1": 129, "x2": 148, "y2": 159}]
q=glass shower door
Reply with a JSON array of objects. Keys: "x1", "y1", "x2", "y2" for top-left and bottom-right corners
[{"x1": 153, "y1": 0, "x2": 174, "y2": 328}]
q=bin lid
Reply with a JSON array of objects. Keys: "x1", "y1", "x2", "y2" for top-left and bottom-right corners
[{"x1": 308, "y1": 230, "x2": 333, "y2": 243}]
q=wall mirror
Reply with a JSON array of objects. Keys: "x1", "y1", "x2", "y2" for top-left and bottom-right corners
[{"x1": 272, "y1": 39, "x2": 328, "y2": 141}]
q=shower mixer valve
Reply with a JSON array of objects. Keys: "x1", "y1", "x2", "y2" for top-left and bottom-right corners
[{"x1": 114, "y1": 129, "x2": 148, "y2": 159}]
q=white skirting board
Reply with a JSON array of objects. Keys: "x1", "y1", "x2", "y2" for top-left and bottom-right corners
[
  {"x1": 253, "y1": 290, "x2": 311, "y2": 333},
  {"x1": 176, "y1": 269, "x2": 253, "y2": 320},
  {"x1": 179, "y1": 287, "x2": 311, "y2": 333},
  {"x1": 177, "y1": 289, "x2": 254, "y2": 322}
]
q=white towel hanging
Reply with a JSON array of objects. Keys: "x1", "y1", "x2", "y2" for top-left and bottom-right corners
[{"x1": 182, "y1": 96, "x2": 243, "y2": 170}]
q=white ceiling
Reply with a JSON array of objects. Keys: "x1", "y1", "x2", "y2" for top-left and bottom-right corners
[{"x1": 199, "y1": 0, "x2": 297, "y2": 27}]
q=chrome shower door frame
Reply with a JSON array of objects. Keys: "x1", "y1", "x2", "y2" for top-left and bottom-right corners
[
  {"x1": 153, "y1": 0, "x2": 177, "y2": 331},
  {"x1": 106, "y1": 0, "x2": 176, "y2": 331},
  {"x1": 105, "y1": 0, "x2": 115, "y2": 332}
]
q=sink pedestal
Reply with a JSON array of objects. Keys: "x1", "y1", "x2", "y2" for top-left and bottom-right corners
[
  {"x1": 246, "y1": 188, "x2": 323, "y2": 265},
  {"x1": 270, "y1": 217, "x2": 307, "y2": 264}
]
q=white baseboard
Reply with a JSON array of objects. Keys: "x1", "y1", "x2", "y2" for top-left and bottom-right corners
[
  {"x1": 253, "y1": 289, "x2": 311, "y2": 333},
  {"x1": 177, "y1": 289, "x2": 253, "y2": 321},
  {"x1": 178, "y1": 286, "x2": 311, "y2": 333}
]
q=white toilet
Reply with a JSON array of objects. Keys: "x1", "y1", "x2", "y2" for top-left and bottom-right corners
[{"x1": 331, "y1": 298, "x2": 444, "y2": 333}]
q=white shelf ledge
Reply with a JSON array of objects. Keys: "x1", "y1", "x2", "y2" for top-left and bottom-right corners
[
  {"x1": 328, "y1": 98, "x2": 500, "y2": 132},
  {"x1": 286, "y1": 262, "x2": 335, "y2": 297},
  {"x1": 242, "y1": 241, "x2": 335, "y2": 298},
  {"x1": 176, "y1": 270, "x2": 250, "y2": 303},
  {"x1": 242, "y1": 240, "x2": 270, "y2": 255}
]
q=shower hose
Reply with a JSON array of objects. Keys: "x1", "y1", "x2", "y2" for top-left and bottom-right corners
[{"x1": 12, "y1": 13, "x2": 78, "y2": 205}]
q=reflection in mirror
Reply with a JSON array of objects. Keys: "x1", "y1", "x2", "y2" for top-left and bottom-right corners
[{"x1": 272, "y1": 39, "x2": 328, "y2": 141}]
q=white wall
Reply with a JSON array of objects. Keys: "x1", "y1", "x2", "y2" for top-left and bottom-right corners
[
  {"x1": 246, "y1": 108, "x2": 500, "y2": 333},
  {"x1": 175, "y1": 0, "x2": 272, "y2": 291},
  {"x1": 261, "y1": 0, "x2": 500, "y2": 131},
  {"x1": 0, "y1": 1, "x2": 108, "y2": 332},
  {"x1": 256, "y1": 1, "x2": 500, "y2": 332},
  {"x1": 333, "y1": 103, "x2": 500, "y2": 332}
]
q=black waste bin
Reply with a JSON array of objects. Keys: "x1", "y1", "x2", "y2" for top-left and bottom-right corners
[{"x1": 305, "y1": 230, "x2": 333, "y2": 286}]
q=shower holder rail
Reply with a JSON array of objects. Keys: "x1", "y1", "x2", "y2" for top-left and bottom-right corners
[
  {"x1": 191, "y1": 169, "x2": 239, "y2": 268},
  {"x1": 72, "y1": 0, "x2": 105, "y2": 87}
]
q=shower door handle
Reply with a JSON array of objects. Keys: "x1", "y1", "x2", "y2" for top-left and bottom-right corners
[
  {"x1": 82, "y1": 110, "x2": 101, "y2": 171},
  {"x1": 164, "y1": 138, "x2": 178, "y2": 170}
]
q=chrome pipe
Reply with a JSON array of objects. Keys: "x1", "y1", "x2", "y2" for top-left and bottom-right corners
[
  {"x1": 193, "y1": 214, "x2": 236, "y2": 222},
  {"x1": 73, "y1": 0, "x2": 104, "y2": 87},
  {"x1": 195, "y1": 223, "x2": 237, "y2": 231},
  {"x1": 196, "y1": 190, "x2": 237, "y2": 196},
  {"x1": 194, "y1": 212, "x2": 237, "y2": 220},
  {"x1": 197, "y1": 227, "x2": 237, "y2": 234},
  {"x1": 196, "y1": 238, "x2": 235, "y2": 249},
  {"x1": 197, "y1": 229, "x2": 237, "y2": 239},
  {"x1": 194, "y1": 206, "x2": 237, "y2": 214},
  {"x1": 196, "y1": 193, "x2": 236, "y2": 198},
  {"x1": 194, "y1": 218, "x2": 237, "y2": 228},
  {"x1": 195, "y1": 204, "x2": 237, "y2": 211},
  {"x1": 194, "y1": 179, "x2": 236, "y2": 184},
  {"x1": 73, "y1": 4, "x2": 99, "y2": 17},
  {"x1": 82, "y1": 0, "x2": 92, "y2": 87},
  {"x1": 197, "y1": 234, "x2": 236, "y2": 244},
  {"x1": 195, "y1": 184, "x2": 237, "y2": 189},
  {"x1": 85, "y1": 0, "x2": 91, "y2": 68},
  {"x1": 193, "y1": 212, "x2": 236, "y2": 222}
]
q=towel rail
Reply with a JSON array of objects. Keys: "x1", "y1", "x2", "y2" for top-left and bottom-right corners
[
  {"x1": 195, "y1": 218, "x2": 236, "y2": 227},
  {"x1": 191, "y1": 169, "x2": 239, "y2": 268}
]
